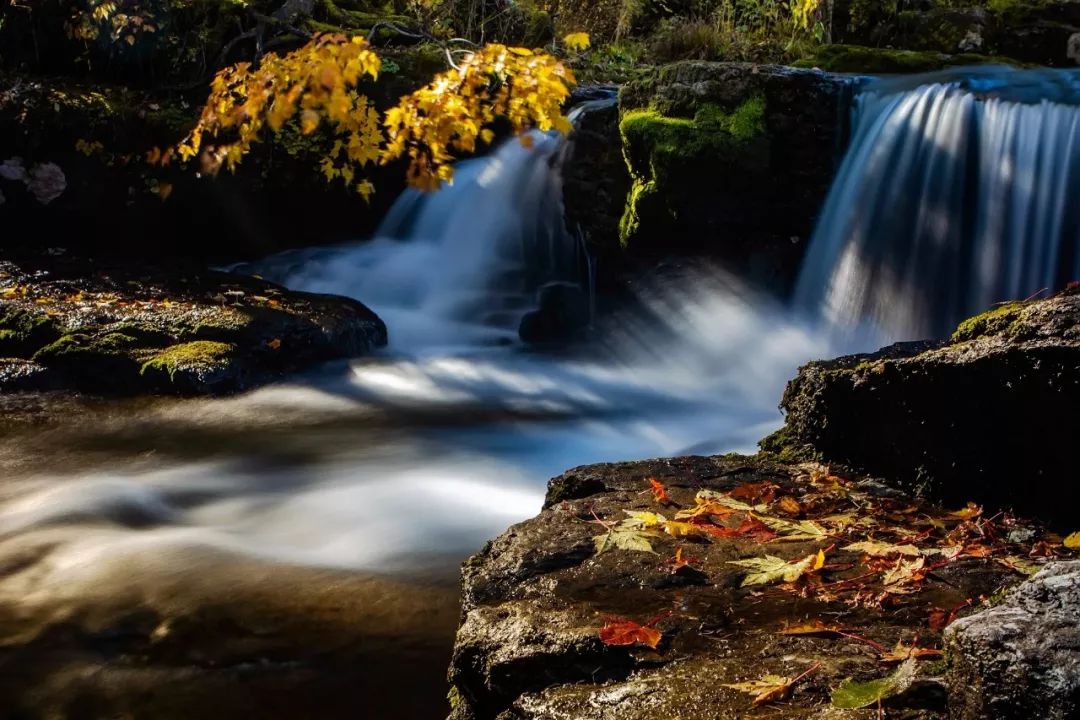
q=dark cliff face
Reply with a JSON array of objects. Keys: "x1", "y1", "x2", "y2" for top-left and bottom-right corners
[{"x1": 764, "y1": 287, "x2": 1080, "y2": 527}]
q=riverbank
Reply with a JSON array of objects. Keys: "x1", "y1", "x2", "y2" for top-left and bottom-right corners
[{"x1": 447, "y1": 290, "x2": 1080, "y2": 719}]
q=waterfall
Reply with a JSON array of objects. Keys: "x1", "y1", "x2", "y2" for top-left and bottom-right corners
[
  {"x1": 796, "y1": 67, "x2": 1080, "y2": 339},
  {"x1": 251, "y1": 126, "x2": 594, "y2": 352}
]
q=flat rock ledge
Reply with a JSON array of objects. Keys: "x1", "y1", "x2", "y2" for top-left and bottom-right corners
[
  {"x1": 448, "y1": 454, "x2": 1074, "y2": 720},
  {"x1": 763, "y1": 288, "x2": 1080, "y2": 526},
  {"x1": 945, "y1": 560, "x2": 1080, "y2": 720},
  {"x1": 0, "y1": 256, "x2": 386, "y2": 396}
]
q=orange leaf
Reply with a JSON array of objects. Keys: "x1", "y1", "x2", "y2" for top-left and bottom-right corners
[
  {"x1": 267, "y1": 338, "x2": 282, "y2": 350},
  {"x1": 729, "y1": 481, "x2": 778, "y2": 505},
  {"x1": 599, "y1": 618, "x2": 662, "y2": 649},
  {"x1": 648, "y1": 478, "x2": 670, "y2": 504}
]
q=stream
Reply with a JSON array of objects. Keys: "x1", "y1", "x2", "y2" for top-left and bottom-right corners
[{"x1": 1, "y1": 66, "x2": 1079, "y2": 717}]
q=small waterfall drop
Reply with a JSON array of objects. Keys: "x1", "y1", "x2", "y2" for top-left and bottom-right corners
[
  {"x1": 254, "y1": 128, "x2": 589, "y2": 352},
  {"x1": 797, "y1": 67, "x2": 1080, "y2": 339}
]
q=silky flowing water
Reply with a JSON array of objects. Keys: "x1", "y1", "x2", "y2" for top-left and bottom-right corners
[{"x1": 1, "y1": 67, "x2": 1078, "y2": 717}]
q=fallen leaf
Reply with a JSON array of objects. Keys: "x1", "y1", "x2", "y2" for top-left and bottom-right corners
[
  {"x1": 996, "y1": 555, "x2": 1042, "y2": 576},
  {"x1": 831, "y1": 658, "x2": 918, "y2": 709},
  {"x1": 674, "y1": 499, "x2": 740, "y2": 521},
  {"x1": 724, "y1": 662, "x2": 820, "y2": 706},
  {"x1": 729, "y1": 550, "x2": 825, "y2": 587},
  {"x1": 729, "y1": 481, "x2": 779, "y2": 505},
  {"x1": 777, "y1": 619, "x2": 845, "y2": 636},
  {"x1": 599, "y1": 617, "x2": 661, "y2": 649},
  {"x1": 593, "y1": 526, "x2": 659, "y2": 554},
  {"x1": 647, "y1": 478, "x2": 670, "y2": 504},
  {"x1": 622, "y1": 510, "x2": 666, "y2": 528},
  {"x1": 881, "y1": 557, "x2": 927, "y2": 588},
  {"x1": 1064, "y1": 531, "x2": 1080, "y2": 550},
  {"x1": 697, "y1": 489, "x2": 768, "y2": 513},
  {"x1": 662, "y1": 520, "x2": 709, "y2": 538},
  {"x1": 842, "y1": 541, "x2": 924, "y2": 558},
  {"x1": 756, "y1": 514, "x2": 828, "y2": 541},
  {"x1": 774, "y1": 496, "x2": 803, "y2": 516},
  {"x1": 879, "y1": 641, "x2": 944, "y2": 663},
  {"x1": 267, "y1": 338, "x2": 282, "y2": 350}
]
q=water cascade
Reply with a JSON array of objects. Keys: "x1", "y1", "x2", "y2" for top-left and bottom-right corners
[
  {"x1": 251, "y1": 121, "x2": 595, "y2": 352},
  {"x1": 797, "y1": 67, "x2": 1080, "y2": 339}
]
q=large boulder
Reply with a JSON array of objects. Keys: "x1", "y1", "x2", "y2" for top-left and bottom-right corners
[
  {"x1": 615, "y1": 62, "x2": 852, "y2": 293},
  {"x1": 763, "y1": 288, "x2": 1080, "y2": 526},
  {"x1": 448, "y1": 454, "x2": 1056, "y2": 720},
  {"x1": 0, "y1": 255, "x2": 386, "y2": 395},
  {"x1": 944, "y1": 561, "x2": 1080, "y2": 719}
]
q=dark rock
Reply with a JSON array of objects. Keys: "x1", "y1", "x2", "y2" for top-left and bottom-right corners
[
  {"x1": 0, "y1": 358, "x2": 64, "y2": 392},
  {"x1": 764, "y1": 290, "x2": 1080, "y2": 526},
  {"x1": 517, "y1": 282, "x2": 590, "y2": 345},
  {"x1": 945, "y1": 561, "x2": 1080, "y2": 720},
  {"x1": 449, "y1": 453, "x2": 1033, "y2": 720},
  {"x1": 615, "y1": 62, "x2": 854, "y2": 294},
  {"x1": 0, "y1": 256, "x2": 386, "y2": 396},
  {"x1": 560, "y1": 92, "x2": 632, "y2": 262}
]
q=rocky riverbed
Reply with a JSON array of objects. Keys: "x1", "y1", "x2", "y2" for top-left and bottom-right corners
[{"x1": 448, "y1": 290, "x2": 1080, "y2": 720}]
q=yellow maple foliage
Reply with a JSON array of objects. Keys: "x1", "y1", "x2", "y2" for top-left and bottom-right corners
[
  {"x1": 177, "y1": 33, "x2": 383, "y2": 198},
  {"x1": 176, "y1": 37, "x2": 576, "y2": 196},
  {"x1": 381, "y1": 43, "x2": 575, "y2": 190}
]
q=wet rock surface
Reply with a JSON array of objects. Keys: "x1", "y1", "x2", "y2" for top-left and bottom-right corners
[
  {"x1": 0, "y1": 256, "x2": 386, "y2": 396},
  {"x1": 448, "y1": 454, "x2": 1062, "y2": 720},
  {"x1": 944, "y1": 560, "x2": 1080, "y2": 720},
  {"x1": 764, "y1": 289, "x2": 1080, "y2": 526}
]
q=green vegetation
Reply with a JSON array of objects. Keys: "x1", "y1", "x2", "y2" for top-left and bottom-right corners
[
  {"x1": 793, "y1": 44, "x2": 1015, "y2": 73},
  {"x1": 619, "y1": 97, "x2": 767, "y2": 246},
  {"x1": 951, "y1": 301, "x2": 1026, "y2": 341},
  {"x1": 140, "y1": 341, "x2": 237, "y2": 381}
]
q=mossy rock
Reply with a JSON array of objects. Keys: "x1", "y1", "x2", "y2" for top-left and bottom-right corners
[
  {"x1": 951, "y1": 301, "x2": 1026, "y2": 341},
  {"x1": 618, "y1": 97, "x2": 768, "y2": 248},
  {"x1": 139, "y1": 340, "x2": 241, "y2": 393},
  {"x1": 0, "y1": 306, "x2": 61, "y2": 358},
  {"x1": 793, "y1": 43, "x2": 1019, "y2": 73}
]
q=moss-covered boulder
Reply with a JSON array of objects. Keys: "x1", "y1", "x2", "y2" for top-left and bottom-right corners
[
  {"x1": 614, "y1": 62, "x2": 852, "y2": 292},
  {"x1": 793, "y1": 43, "x2": 1021, "y2": 72},
  {"x1": 0, "y1": 255, "x2": 386, "y2": 396},
  {"x1": 763, "y1": 287, "x2": 1080, "y2": 526},
  {"x1": 831, "y1": 0, "x2": 1080, "y2": 67}
]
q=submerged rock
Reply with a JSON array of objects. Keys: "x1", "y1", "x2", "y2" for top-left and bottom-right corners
[
  {"x1": 945, "y1": 560, "x2": 1080, "y2": 719},
  {"x1": 763, "y1": 288, "x2": 1080, "y2": 526},
  {"x1": 0, "y1": 256, "x2": 386, "y2": 396},
  {"x1": 449, "y1": 454, "x2": 1051, "y2": 720}
]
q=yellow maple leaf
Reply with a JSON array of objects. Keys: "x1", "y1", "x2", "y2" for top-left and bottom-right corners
[{"x1": 563, "y1": 32, "x2": 591, "y2": 52}]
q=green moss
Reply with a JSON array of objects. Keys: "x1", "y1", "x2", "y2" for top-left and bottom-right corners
[
  {"x1": 139, "y1": 341, "x2": 236, "y2": 381},
  {"x1": 31, "y1": 333, "x2": 87, "y2": 362},
  {"x1": 617, "y1": 97, "x2": 766, "y2": 245},
  {"x1": 793, "y1": 44, "x2": 1018, "y2": 73},
  {"x1": 0, "y1": 306, "x2": 60, "y2": 357},
  {"x1": 758, "y1": 424, "x2": 819, "y2": 464},
  {"x1": 951, "y1": 301, "x2": 1025, "y2": 342}
]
